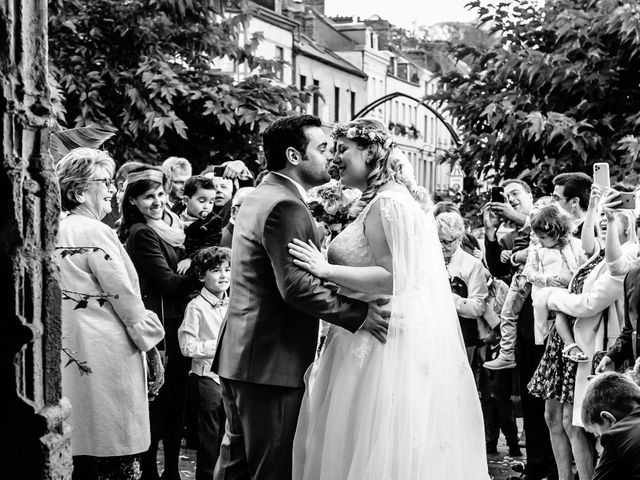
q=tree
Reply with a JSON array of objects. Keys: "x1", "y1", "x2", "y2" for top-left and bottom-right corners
[
  {"x1": 430, "y1": 0, "x2": 640, "y2": 190},
  {"x1": 48, "y1": 0, "x2": 313, "y2": 172}
]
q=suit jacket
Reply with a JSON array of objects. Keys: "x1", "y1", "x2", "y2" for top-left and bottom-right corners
[
  {"x1": 219, "y1": 222, "x2": 233, "y2": 249},
  {"x1": 593, "y1": 406, "x2": 640, "y2": 480},
  {"x1": 607, "y1": 266, "x2": 640, "y2": 367},
  {"x1": 213, "y1": 173, "x2": 369, "y2": 388}
]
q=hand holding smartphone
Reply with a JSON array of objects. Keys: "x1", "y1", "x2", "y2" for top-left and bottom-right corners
[
  {"x1": 592, "y1": 162, "x2": 610, "y2": 189},
  {"x1": 616, "y1": 191, "x2": 636, "y2": 210},
  {"x1": 491, "y1": 186, "x2": 505, "y2": 203}
]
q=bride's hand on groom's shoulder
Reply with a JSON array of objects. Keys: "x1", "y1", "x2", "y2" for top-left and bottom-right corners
[
  {"x1": 361, "y1": 298, "x2": 390, "y2": 344},
  {"x1": 288, "y1": 238, "x2": 332, "y2": 280}
]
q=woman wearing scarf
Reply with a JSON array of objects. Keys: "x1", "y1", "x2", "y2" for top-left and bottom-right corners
[{"x1": 119, "y1": 166, "x2": 198, "y2": 480}]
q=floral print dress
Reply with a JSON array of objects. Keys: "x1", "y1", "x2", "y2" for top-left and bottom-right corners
[{"x1": 527, "y1": 250, "x2": 605, "y2": 404}]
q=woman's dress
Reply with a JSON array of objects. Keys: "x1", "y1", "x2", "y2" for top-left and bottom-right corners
[{"x1": 292, "y1": 191, "x2": 489, "y2": 480}]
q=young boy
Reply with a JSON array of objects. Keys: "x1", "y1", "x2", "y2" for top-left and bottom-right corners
[
  {"x1": 184, "y1": 175, "x2": 234, "y2": 255},
  {"x1": 582, "y1": 371, "x2": 640, "y2": 480},
  {"x1": 178, "y1": 246, "x2": 231, "y2": 479},
  {"x1": 172, "y1": 175, "x2": 216, "y2": 227}
]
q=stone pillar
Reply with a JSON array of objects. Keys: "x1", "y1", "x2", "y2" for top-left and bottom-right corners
[{"x1": 1, "y1": 0, "x2": 72, "y2": 478}]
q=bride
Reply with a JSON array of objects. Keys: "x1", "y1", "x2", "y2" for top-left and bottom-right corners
[{"x1": 289, "y1": 119, "x2": 490, "y2": 480}]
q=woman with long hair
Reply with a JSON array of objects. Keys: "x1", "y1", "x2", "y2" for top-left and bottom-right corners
[{"x1": 289, "y1": 119, "x2": 489, "y2": 479}]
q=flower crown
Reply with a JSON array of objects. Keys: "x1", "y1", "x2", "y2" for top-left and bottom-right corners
[{"x1": 331, "y1": 124, "x2": 396, "y2": 149}]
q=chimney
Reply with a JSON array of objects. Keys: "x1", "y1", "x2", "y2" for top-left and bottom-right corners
[
  {"x1": 304, "y1": 0, "x2": 325, "y2": 15},
  {"x1": 303, "y1": 11, "x2": 315, "y2": 39}
]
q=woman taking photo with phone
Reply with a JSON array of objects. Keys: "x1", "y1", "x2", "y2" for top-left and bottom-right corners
[{"x1": 528, "y1": 183, "x2": 638, "y2": 480}]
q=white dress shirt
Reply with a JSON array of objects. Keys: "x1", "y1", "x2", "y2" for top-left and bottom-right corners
[{"x1": 178, "y1": 287, "x2": 228, "y2": 383}]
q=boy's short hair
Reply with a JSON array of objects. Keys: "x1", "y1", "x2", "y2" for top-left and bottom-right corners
[
  {"x1": 581, "y1": 372, "x2": 640, "y2": 427},
  {"x1": 190, "y1": 246, "x2": 232, "y2": 281},
  {"x1": 183, "y1": 175, "x2": 215, "y2": 198}
]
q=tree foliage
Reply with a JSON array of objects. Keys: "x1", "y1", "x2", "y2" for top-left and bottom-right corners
[
  {"x1": 431, "y1": 0, "x2": 640, "y2": 189},
  {"x1": 49, "y1": 0, "x2": 313, "y2": 172}
]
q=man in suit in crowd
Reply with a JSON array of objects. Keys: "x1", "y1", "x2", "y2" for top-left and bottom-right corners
[
  {"x1": 212, "y1": 114, "x2": 389, "y2": 480},
  {"x1": 220, "y1": 186, "x2": 255, "y2": 249},
  {"x1": 483, "y1": 179, "x2": 557, "y2": 480}
]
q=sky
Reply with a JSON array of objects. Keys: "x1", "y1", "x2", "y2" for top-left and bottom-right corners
[{"x1": 324, "y1": 0, "x2": 478, "y2": 29}]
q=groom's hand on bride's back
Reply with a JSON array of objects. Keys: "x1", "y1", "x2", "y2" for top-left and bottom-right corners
[{"x1": 360, "y1": 298, "x2": 391, "y2": 343}]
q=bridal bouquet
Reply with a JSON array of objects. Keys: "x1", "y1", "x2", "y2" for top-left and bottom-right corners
[{"x1": 308, "y1": 180, "x2": 361, "y2": 241}]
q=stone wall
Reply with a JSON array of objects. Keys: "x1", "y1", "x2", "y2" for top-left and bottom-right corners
[{"x1": 1, "y1": 0, "x2": 71, "y2": 478}]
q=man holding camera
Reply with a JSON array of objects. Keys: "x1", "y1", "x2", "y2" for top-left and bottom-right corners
[{"x1": 483, "y1": 179, "x2": 557, "y2": 480}]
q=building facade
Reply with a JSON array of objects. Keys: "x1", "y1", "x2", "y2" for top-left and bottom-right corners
[{"x1": 229, "y1": 0, "x2": 463, "y2": 195}]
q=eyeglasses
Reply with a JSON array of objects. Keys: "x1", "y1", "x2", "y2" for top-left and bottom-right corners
[
  {"x1": 439, "y1": 236, "x2": 461, "y2": 246},
  {"x1": 90, "y1": 178, "x2": 116, "y2": 188}
]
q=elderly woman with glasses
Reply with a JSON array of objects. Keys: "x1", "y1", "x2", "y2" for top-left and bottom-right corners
[
  {"x1": 55, "y1": 148, "x2": 165, "y2": 480},
  {"x1": 437, "y1": 210, "x2": 489, "y2": 364}
]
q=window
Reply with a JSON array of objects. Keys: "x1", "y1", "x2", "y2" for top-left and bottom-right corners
[
  {"x1": 350, "y1": 91, "x2": 356, "y2": 119},
  {"x1": 370, "y1": 32, "x2": 375, "y2": 48},
  {"x1": 300, "y1": 74, "x2": 307, "y2": 90},
  {"x1": 312, "y1": 79, "x2": 320, "y2": 116},
  {"x1": 387, "y1": 58, "x2": 395, "y2": 76},
  {"x1": 397, "y1": 63, "x2": 408, "y2": 80},
  {"x1": 275, "y1": 46, "x2": 284, "y2": 81},
  {"x1": 430, "y1": 117, "x2": 435, "y2": 145},
  {"x1": 334, "y1": 87, "x2": 340, "y2": 122}
]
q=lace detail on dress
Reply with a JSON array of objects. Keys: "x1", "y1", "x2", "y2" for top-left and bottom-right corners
[
  {"x1": 351, "y1": 335, "x2": 373, "y2": 367},
  {"x1": 381, "y1": 200, "x2": 394, "y2": 223}
]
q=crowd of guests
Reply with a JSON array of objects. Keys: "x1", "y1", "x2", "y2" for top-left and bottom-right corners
[
  {"x1": 434, "y1": 172, "x2": 640, "y2": 480},
  {"x1": 54, "y1": 125, "x2": 640, "y2": 480},
  {"x1": 56, "y1": 149, "x2": 253, "y2": 480}
]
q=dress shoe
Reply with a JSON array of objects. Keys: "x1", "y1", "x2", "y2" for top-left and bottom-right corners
[
  {"x1": 484, "y1": 357, "x2": 517, "y2": 370},
  {"x1": 508, "y1": 446, "x2": 523, "y2": 457}
]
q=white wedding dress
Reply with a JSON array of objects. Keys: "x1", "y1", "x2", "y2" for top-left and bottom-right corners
[{"x1": 293, "y1": 191, "x2": 490, "y2": 480}]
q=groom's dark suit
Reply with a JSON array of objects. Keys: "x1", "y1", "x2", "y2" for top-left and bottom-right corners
[{"x1": 213, "y1": 173, "x2": 368, "y2": 480}]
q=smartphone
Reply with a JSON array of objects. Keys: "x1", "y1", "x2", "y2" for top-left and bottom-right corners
[
  {"x1": 617, "y1": 191, "x2": 636, "y2": 210},
  {"x1": 593, "y1": 162, "x2": 610, "y2": 189},
  {"x1": 212, "y1": 165, "x2": 226, "y2": 176},
  {"x1": 491, "y1": 186, "x2": 505, "y2": 203}
]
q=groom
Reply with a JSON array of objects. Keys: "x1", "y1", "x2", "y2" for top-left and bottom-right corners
[{"x1": 212, "y1": 115, "x2": 389, "y2": 480}]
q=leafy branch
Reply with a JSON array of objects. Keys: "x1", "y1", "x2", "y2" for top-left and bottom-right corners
[
  {"x1": 62, "y1": 290, "x2": 120, "y2": 310},
  {"x1": 56, "y1": 246, "x2": 111, "y2": 261},
  {"x1": 62, "y1": 346, "x2": 93, "y2": 376}
]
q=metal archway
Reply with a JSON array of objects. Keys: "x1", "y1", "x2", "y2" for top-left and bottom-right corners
[{"x1": 352, "y1": 92, "x2": 460, "y2": 146}]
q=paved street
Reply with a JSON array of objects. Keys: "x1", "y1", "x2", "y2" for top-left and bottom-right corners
[{"x1": 160, "y1": 422, "x2": 526, "y2": 480}]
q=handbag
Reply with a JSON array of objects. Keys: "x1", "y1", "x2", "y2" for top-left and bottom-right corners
[{"x1": 591, "y1": 308, "x2": 629, "y2": 374}]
